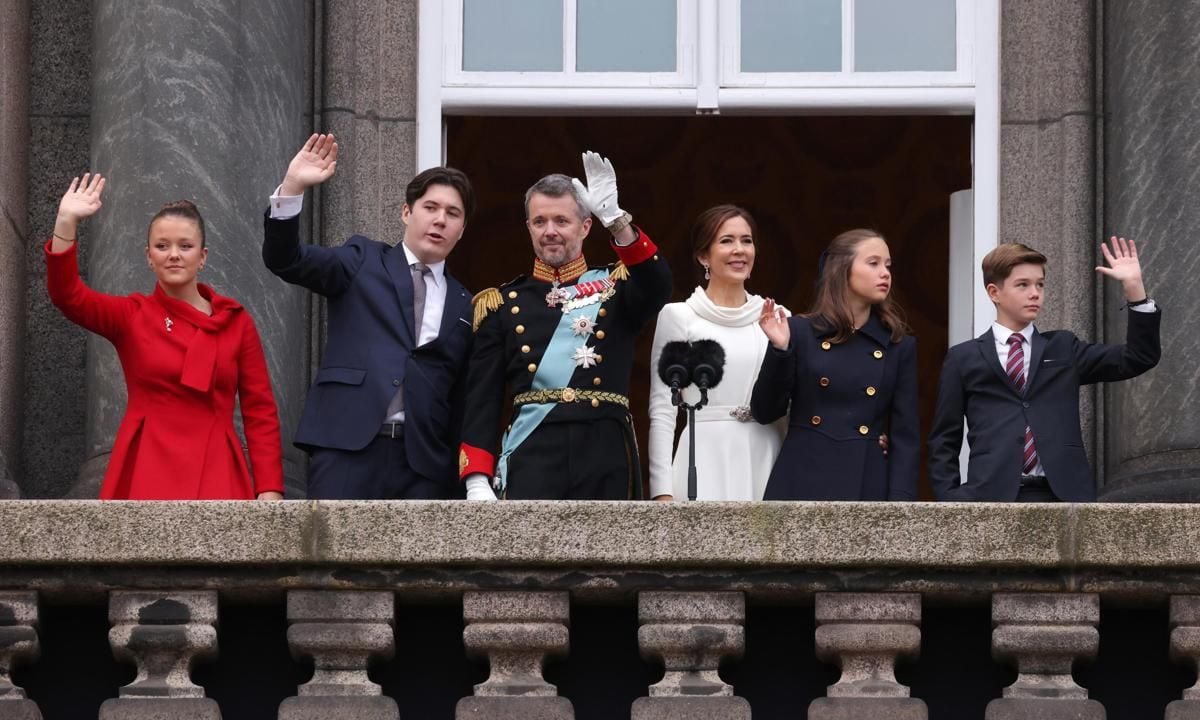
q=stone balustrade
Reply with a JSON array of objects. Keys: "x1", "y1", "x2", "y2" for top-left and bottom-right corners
[{"x1": 1, "y1": 500, "x2": 1199, "y2": 718}]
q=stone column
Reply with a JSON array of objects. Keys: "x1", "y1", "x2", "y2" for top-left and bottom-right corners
[
  {"x1": 279, "y1": 590, "x2": 397, "y2": 720},
  {"x1": 986, "y1": 593, "x2": 1104, "y2": 720},
  {"x1": 631, "y1": 591, "x2": 750, "y2": 720},
  {"x1": 1000, "y1": 1, "x2": 1100, "y2": 485},
  {"x1": 809, "y1": 593, "x2": 927, "y2": 720},
  {"x1": 100, "y1": 591, "x2": 220, "y2": 720},
  {"x1": 0, "y1": 0, "x2": 30, "y2": 498},
  {"x1": 78, "y1": 0, "x2": 311, "y2": 498},
  {"x1": 456, "y1": 590, "x2": 574, "y2": 720},
  {"x1": 0, "y1": 592, "x2": 41, "y2": 720},
  {"x1": 1167, "y1": 596, "x2": 1200, "y2": 720},
  {"x1": 1100, "y1": 0, "x2": 1200, "y2": 501}
]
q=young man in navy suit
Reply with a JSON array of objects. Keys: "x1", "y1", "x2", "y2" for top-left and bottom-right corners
[
  {"x1": 262, "y1": 134, "x2": 476, "y2": 499},
  {"x1": 929, "y1": 238, "x2": 1161, "y2": 502}
]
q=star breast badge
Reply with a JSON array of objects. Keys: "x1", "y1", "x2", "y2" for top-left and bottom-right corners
[
  {"x1": 572, "y1": 344, "x2": 598, "y2": 369},
  {"x1": 570, "y1": 316, "x2": 596, "y2": 337}
]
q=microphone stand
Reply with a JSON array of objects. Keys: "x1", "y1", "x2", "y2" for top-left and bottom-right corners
[{"x1": 675, "y1": 387, "x2": 710, "y2": 501}]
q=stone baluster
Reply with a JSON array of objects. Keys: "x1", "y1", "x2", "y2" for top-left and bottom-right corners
[
  {"x1": 279, "y1": 590, "x2": 397, "y2": 720},
  {"x1": 631, "y1": 591, "x2": 749, "y2": 720},
  {"x1": 0, "y1": 592, "x2": 41, "y2": 720},
  {"x1": 1167, "y1": 595, "x2": 1200, "y2": 720},
  {"x1": 986, "y1": 593, "x2": 1104, "y2": 720},
  {"x1": 100, "y1": 591, "x2": 220, "y2": 720},
  {"x1": 809, "y1": 592, "x2": 927, "y2": 720},
  {"x1": 456, "y1": 590, "x2": 574, "y2": 720}
]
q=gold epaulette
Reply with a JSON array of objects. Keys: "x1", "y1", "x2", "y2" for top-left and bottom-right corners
[
  {"x1": 609, "y1": 262, "x2": 630, "y2": 282},
  {"x1": 471, "y1": 287, "x2": 504, "y2": 331}
]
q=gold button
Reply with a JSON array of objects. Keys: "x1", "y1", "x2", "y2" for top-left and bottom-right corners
[
  {"x1": 595, "y1": 354, "x2": 603, "y2": 363},
  {"x1": 511, "y1": 306, "x2": 520, "y2": 315},
  {"x1": 811, "y1": 415, "x2": 822, "y2": 426},
  {"x1": 593, "y1": 377, "x2": 601, "y2": 386},
  {"x1": 507, "y1": 291, "x2": 517, "y2": 299},
  {"x1": 521, "y1": 345, "x2": 531, "y2": 354},
  {"x1": 596, "y1": 330, "x2": 606, "y2": 340},
  {"x1": 821, "y1": 341, "x2": 832, "y2": 351},
  {"x1": 866, "y1": 386, "x2": 877, "y2": 396},
  {"x1": 515, "y1": 325, "x2": 525, "y2": 334},
  {"x1": 859, "y1": 425, "x2": 869, "y2": 435},
  {"x1": 528, "y1": 363, "x2": 537, "y2": 373},
  {"x1": 873, "y1": 350, "x2": 883, "y2": 359},
  {"x1": 819, "y1": 377, "x2": 830, "y2": 387},
  {"x1": 653, "y1": 254, "x2": 659, "y2": 260},
  {"x1": 599, "y1": 308, "x2": 607, "y2": 317},
  {"x1": 591, "y1": 398, "x2": 600, "y2": 408}
]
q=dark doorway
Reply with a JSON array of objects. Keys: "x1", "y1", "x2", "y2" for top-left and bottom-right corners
[{"x1": 447, "y1": 115, "x2": 972, "y2": 498}]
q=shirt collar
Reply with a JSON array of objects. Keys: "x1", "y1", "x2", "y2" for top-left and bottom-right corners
[
  {"x1": 993, "y1": 320, "x2": 1035, "y2": 345},
  {"x1": 401, "y1": 242, "x2": 445, "y2": 287}
]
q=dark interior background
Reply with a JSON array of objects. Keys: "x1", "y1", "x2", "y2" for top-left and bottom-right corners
[{"x1": 446, "y1": 115, "x2": 973, "y2": 499}]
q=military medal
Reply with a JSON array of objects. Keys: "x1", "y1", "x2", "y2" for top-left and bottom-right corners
[
  {"x1": 570, "y1": 316, "x2": 596, "y2": 337},
  {"x1": 545, "y1": 282, "x2": 569, "y2": 308},
  {"x1": 572, "y1": 345, "x2": 598, "y2": 369}
]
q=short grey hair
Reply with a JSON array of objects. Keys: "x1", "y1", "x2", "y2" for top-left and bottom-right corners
[{"x1": 524, "y1": 173, "x2": 589, "y2": 221}]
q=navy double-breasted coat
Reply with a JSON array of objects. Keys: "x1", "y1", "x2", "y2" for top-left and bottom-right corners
[{"x1": 751, "y1": 312, "x2": 919, "y2": 500}]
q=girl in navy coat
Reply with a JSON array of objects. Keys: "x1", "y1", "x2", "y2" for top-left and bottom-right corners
[{"x1": 752, "y1": 229, "x2": 919, "y2": 500}]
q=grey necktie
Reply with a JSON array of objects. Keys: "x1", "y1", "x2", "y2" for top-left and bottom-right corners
[{"x1": 385, "y1": 262, "x2": 432, "y2": 418}]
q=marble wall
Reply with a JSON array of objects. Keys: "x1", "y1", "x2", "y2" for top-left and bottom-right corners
[{"x1": 1101, "y1": 0, "x2": 1200, "y2": 500}]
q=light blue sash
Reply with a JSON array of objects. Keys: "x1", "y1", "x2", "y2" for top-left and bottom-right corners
[{"x1": 495, "y1": 268, "x2": 610, "y2": 493}]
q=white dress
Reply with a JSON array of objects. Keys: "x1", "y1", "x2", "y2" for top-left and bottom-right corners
[{"x1": 647, "y1": 288, "x2": 788, "y2": 501}]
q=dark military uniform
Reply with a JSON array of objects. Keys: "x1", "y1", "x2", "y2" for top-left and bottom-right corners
[
  {"x1": 459, "y1": 229, "x2": 671, "y2": 499},
  {"x1": 750, "y1": 312, "x2": 919, "y2": 500}
]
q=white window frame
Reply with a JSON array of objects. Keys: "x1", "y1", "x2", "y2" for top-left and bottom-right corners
[
  {"x1": 417, "y1": 0, "x2": 1000, "y2": 335},
  {"x1": 720, "y1": 0, "x2": 975, "y2": 88},
  {"x1": 443, "y1": 0, "x2": 697, "y2": 88}
]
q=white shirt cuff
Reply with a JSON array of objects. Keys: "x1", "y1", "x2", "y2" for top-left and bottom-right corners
[
  {"x1": 269, "y1": 186, "x2": 304, "y2": 219},
  {"x1": 1130, "y1": 299, "x2": 1157, "y2": 313}
]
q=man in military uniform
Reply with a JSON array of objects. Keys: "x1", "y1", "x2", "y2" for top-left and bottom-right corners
[{"x1": 459, "y1": 152, "x2": 671, "y2": 500}]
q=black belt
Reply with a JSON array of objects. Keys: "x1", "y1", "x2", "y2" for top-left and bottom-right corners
[
  {"x1": 379, "y1": 422, "x2": 404, "y2": 439},
  {"x1": 1020, "y1": 475, "x2": 1048, "y2": 488}
]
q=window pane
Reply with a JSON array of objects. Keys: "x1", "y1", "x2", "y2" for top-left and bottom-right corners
[
  {"x1": 855, "y1": 0, "x2": 956, "y2": 71},
  {"x1": 577, "y1": 0, "x2": 676, "y2": 72},
  {"x1": 741, "y1": 0, "x2": 841, "y2": 72},
  {"x1": 463, "y1": 0, "x2": 562, "y2": 72}
]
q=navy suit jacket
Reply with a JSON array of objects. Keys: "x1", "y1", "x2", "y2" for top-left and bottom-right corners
[
  {"x1": 262, "y1": 212, "x2": 473, "y2": 485},
  {"x1": 928, "y1": 308, "x2": 1161, "y2": 501}
]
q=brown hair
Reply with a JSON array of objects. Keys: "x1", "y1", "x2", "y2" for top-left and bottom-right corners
[
  {"x1": 806, "y1": 228, "x2": 909, "y2": 344},
  {"x1": 148, "y1": 200, "x2": 206, "y2": 247},
  {"x1": 407, "y1": 166, "x2": 476, "y2": 220},
  {"x1": 981, "y1": 242, "x2": 1047, "y2": 287},
  {"x1": 690, "y1": 204, "x2": 758, "y2": 280}
]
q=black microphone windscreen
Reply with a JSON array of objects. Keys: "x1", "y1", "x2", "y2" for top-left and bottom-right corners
[
  {"x1": 657, "y1": 340, "x2": 692, "y2": 387},
  {"x1": 689, "y1": 339, "x2": 726, "y2": 389}
]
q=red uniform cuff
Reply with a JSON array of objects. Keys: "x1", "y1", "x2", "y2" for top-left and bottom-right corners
[
  {"x1": 611, "y1": 228, "x2": 658, "y2": 267},
  {"x1": 459, "y1": 443, "x2": 496, "y2": 479}
]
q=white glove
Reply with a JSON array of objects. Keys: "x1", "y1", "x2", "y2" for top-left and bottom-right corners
[
  {"x1": 465, "y1": 474, "x2": 498, "y2": 501},
  {"x1": 571, "y1": 151, "x2": 624, "y2": 227}
]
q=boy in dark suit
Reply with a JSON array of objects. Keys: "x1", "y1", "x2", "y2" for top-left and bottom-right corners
[{"x1": 929, "y1": 238, "x2": 1161, "y2": 501}]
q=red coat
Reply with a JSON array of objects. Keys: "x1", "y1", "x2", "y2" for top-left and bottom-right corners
[{"x1": 46, "y1": 240, "x2": 284, "y2": 499}]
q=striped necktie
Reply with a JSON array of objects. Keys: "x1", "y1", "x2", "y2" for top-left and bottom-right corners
[{"x1": 1006, "y1": 334, "x2": 1039, "y2": 475}]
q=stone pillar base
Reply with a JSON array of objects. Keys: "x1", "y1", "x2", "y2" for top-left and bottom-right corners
[
  {"x1": 456, "y1": 697, "x2": 574, "y2": 720},
  {"x1": 278, "y1": 696, "x2": 399, "y2": 720},
  {"x1": 1167, "y1": 700, "x2": 1200, "y2": 720},
  {"x1": 99, "y1": 698, "x2": 221, "y2": 720},
  {"x1": 0, "y1": 701, "x2": 43, "y2": 720},
  {"x1": 632, "y1": 696, "x2": 750, "y2": 720},
  {"x1": 985, "y1": 698, "x2": 1105, "y2": 720},
  {"x1": 809, "y1": 697, "x2": 928, "y2": 720}
]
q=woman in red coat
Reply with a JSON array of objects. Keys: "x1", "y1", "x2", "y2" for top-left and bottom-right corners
[{"x1": 46, "y1": 173, "x2": 284, "y2": 500}]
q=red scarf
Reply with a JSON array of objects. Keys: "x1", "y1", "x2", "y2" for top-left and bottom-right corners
[{"x1": 153, "y1": 284, "x2": 242, "y2": 393}]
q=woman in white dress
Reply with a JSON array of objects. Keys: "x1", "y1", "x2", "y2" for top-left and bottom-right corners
[{"x1": 648, "y1": 205, "x2": 788, "y2": 501}]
